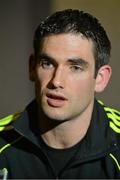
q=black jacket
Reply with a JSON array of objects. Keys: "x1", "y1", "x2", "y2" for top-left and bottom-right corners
[{"x1": 0, "y1": 99, "x2": 120, "y2": 179}]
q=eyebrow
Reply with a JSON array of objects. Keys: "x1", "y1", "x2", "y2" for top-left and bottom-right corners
[
  {"x1": 67, "y1": 58, "x2": 89, "y2": 67},
  {"x1": 38, "y1": 53, "x2": 53, "y2": 60},
  {"x1": 37, "y1": 53, "x2": 56, "y2": 64}
]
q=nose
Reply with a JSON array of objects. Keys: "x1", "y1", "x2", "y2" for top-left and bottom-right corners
[{"x1": 50, "y1": 66, "x2": 65, "y2": 89}]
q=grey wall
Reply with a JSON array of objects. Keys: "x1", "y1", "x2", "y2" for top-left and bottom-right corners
[
  {"x1": 0, "y1": 0, "x2": 51, "y2": 116},
  {"x1": 0, "y1": 0, "x2": 120, "y2": 117}
]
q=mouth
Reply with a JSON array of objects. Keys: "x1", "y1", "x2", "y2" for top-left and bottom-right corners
[{"x1": 46, "y1": 93, "x2": 67, "y2": 107}]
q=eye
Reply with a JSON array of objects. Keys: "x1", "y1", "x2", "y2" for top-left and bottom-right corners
[
  {"x1": 70, "y1": 65, "x2": 83, "y2": 72},
  {"x1": 40, "y1": 59, "x2": 54, "y2": 69}
]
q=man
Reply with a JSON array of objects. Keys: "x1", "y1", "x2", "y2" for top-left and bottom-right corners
[{"x1": 0, "y1": 9, "x2": 120, "y2": 179}]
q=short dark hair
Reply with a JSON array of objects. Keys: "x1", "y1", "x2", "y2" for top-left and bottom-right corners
[{"x1": 33, "y1": 9, "x2": 111, "y2": 74}]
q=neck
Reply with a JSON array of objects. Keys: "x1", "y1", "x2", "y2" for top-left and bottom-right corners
[{"x1": 40, "y1": 100, "x2": 94, "y2": 149}]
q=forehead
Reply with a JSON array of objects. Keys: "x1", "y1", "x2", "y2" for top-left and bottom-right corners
[{"x1": 41, "y1": 33, "x2": 95, "y2": 63}]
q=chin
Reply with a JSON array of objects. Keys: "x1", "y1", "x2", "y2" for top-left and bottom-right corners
[
  {"x1": 45, "y1": 112, "x2": 66, "y2": 121},
  {"x1": 40, "y1": 100, "x2": 70, "y2": 121},
  {"x1": 42, "y1": 108, "x2": 67, "y2": 121}
]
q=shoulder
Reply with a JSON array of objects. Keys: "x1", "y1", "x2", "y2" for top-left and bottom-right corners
[
  {"x1": 0, "y1": 111, "x2": 23, "y2": 132},
  {"x1": 0, "y1": 111, "x2": 23, "y2": 155},
  {"x1": 0, "y1": 111, "x2": 23, "y2": 146},
  {"x1": 98, "y1": 101, "x2": 120, "y2": 176},
  {"x1": 0, "y1": 100, "x2": 37, "y2": 135},
  {"x1": 98, "y1": 100, "x2": 120, "y2": 134}
]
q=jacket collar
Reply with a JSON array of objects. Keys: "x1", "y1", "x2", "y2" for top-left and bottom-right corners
[
  {"x1": 13, "y1": 100, "x2": 40, "y2": 147},
  {"x1": 74, "y1": 100, "x2": 118, "y2": 161},
  {"x1": 13, "y1": 99, "x2": 118, "y2": 160}
]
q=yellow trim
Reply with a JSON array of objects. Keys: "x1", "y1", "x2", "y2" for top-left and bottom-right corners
[
  {"x1": 102, "y1": 105, "x2": 120, "y2": 133},
  {"x1": 110, "y1": 153, "x2": 120, "y2": 171},
  {"x1": 0, "y1": 125, "x2": 14, "y2": 132},
  {"x1": 0, "y1": 143, "x2": 11, "y2": 154},
  {"x1": 0, "y1": 136, "x2": 22, "y2": 154},
  {"x1": 0, "y1": 111, "x2": 22, "y2": 126},
  {"x1": 108, "y1": 114, "x2": 120, "y2": 126},
  {"x1": 109, "y1": 121, "x2": 120, "y2": 133},
  {"x1": 98, "y1": 100, "x2": 104, "y2": 105},
  {"x1": 105, "y1": 107, "x2": 120, "y2": 116},
  {"x1": 0, "y1": 111, "x2": 22, "y2": 132}
]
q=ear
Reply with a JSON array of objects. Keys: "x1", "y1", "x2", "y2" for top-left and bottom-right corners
[
  {"x1": 29, "y1": 54, "x2": 36, "y2": 82},
  {"x1": 95, "y1": 65, "x2": 112, "y2": 93}
]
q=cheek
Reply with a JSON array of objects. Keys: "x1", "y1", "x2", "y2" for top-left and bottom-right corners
[
  {"x1": 70, "y1": 77, "x2": 96, "y2": 98},
  {"x1": 35, "y1": 71, "x2": 51, "y2": 90}
]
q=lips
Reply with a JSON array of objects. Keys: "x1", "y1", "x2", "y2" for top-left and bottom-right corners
[{"x1": 46, "y1": 93, "x2": 67, "y2": 107}]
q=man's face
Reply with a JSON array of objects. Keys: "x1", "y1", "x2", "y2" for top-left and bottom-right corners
[{"x1": 32, "y1": 33, "x2": 97, "y2": 121}]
